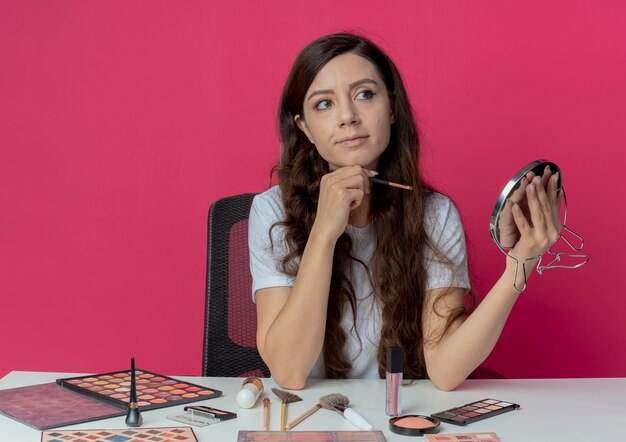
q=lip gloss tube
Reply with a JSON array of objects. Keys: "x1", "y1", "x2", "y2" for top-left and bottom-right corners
[{"x1": 386, "y1": 346, "x2": 404, "y2": 416}]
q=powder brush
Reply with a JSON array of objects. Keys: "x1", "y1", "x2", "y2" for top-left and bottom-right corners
[
  {"x1": 319, "y1": 393, "x2": 373, "y2": 431},
  {"x1": 271, "y1": 387, "x2": 302, "y2": 431}
]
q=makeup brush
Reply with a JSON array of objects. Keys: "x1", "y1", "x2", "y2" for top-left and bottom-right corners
[
  {"x1": 271, "y1": 387, "x2": 302, "y2": 431},
  {"x1": 328, "y1": 168, "x2": 413, "y2": 191},
  {"x1": 369, "y1": 177, "x2": 413, "y2": 190},
  {"x1": 262, "y1": 397, "x2": 270, "y2": 431},
  {"x1": 125, "y1": 357, "x2": 143, "y2": 427},
  {"x1": 285, "y1": 402, "x2": 322, "y2": 430},
  {"x1": 320, "y1": 393, "x2": 373, "y2": 431}
]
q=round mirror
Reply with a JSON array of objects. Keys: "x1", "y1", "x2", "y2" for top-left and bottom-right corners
[
  {"x1": 489, "y1": 159, "x2": 561, "y2": 249},
  {"x1": 489, "y1": 159, "x2": 588, "y2": 293}
]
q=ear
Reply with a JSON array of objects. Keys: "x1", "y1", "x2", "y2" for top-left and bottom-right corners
[
  {"x1": 389, "y1": 94, "x2": 396, "y2": 124},
  {"x1": 294, "y1": 114, "x2": 314, "y2": 144}
]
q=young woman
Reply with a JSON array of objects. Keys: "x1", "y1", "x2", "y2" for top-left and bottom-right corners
[{"x1": 248, "y1": 33, "x2": 561, "y2": 391}]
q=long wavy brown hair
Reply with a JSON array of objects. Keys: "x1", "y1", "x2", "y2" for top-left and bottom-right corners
[{"x1": 272, "y1": 33, "x2": 472, "y2": 379}]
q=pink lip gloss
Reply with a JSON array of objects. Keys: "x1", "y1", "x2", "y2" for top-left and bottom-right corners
[{"x1": 386, "y1": 346, "x2": 404, "y2": 416}]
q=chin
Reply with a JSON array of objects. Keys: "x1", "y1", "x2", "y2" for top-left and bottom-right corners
[{"x1": 331, "y1": 156, "x2": 380, "y2": 170}]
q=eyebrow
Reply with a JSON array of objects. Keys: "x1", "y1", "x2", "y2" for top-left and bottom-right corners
[{"x1": 306, "y1": 78, "x2": 379, "y2": 101}]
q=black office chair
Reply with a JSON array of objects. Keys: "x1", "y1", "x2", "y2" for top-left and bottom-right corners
[
  {"x1": 469, "y1": 365, "x2": 505, "y2": 379},
  {"x1": 201, "y1": 193, "x2": 504, "y2": 380},
  {"x1": 202, "y1": 193, "x2": 271, "y2": 377}
]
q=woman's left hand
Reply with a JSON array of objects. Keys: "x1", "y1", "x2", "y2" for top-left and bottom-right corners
[{"x1": 507, "y1": 170, "x2": 562, "y2": 277}]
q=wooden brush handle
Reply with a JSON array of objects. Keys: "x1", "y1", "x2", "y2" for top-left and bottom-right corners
[
  {"x1": 262, "y1": 398, "x2": 270, "y2": 431},
  {"x1": 280, "y1": 402, "x2": 287, "y2": 431},
  {"x1": 285, "y1": 403, "x2": 321, "y2": 430}
]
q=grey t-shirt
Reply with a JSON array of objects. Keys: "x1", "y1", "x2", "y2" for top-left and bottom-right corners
[{"x1": 248, "y1": 186, "x2": 469, "y2": 379}]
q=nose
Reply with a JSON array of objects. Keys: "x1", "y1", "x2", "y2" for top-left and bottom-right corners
[{"x1": 337, "y1": 98, "x2": 359, "y2": 127}]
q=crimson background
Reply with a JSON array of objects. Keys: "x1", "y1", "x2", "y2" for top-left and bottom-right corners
[{"x1": 1, "y1": 1, "x2": 624, "y2": 379}]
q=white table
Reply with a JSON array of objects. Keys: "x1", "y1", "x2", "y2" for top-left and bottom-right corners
[{"x1": 0, "y1": 371, "x2": 623, "y2": 441}]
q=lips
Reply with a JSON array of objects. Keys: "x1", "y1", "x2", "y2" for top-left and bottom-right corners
[{"x1": 337, "y1": 135, "x2": 369, "y2": 146}]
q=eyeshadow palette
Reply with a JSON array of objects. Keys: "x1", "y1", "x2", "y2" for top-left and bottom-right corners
[
  {"x1": 424, "y1": 433, "x2": 500, "y2": 442},
  {"x1": 0, "y1": 382, "x2": 125, "y2": 430},
  {"x1": 41, "y1": 426, "x2": 198, "y2": 442},
  {"x1": 57, "y1": 368, "x2": 221, "y2": 410},
  {"x1": 237, "y1": 431, "x2": 387, "y2": 442},
  {"x1": 167, "y1": 405, "x2": 238, "y2": 427},
  {"x1": 431, "y1": 399, "x2": 519, "y2": 426}
]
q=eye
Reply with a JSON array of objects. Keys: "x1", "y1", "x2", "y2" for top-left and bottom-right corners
[
  {"x1": 314, "y1": 99, "x2": 332, "y2": 110},
  {"x1": 356, "y1": 90, "x2": 376, "y2": 100}
]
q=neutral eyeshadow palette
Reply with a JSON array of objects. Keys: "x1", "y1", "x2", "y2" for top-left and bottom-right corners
[
  {"x1": 41, "y1": 426, "x2": 198, "y2": 442},
  {"x1": 431, "y1": 399, "x2": 519, "y2": 426},
  {"x1": 0, "y1": 382, "x2": 126, "y2": 430},
  {"x1": 57, "y1": 369, "x2": 221, "y2": 410}
]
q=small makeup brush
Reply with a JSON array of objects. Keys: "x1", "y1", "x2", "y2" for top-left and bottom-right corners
[
  {"x1": 328, "y1": 168, "x2": 413, "y2": 191},
  {"x1": 320, "y1": 393, "x2": 373, "y2": 431},
  {"x1": 271, "y1": 387, "x2": 302, "y2": 431},
  {"x1": 369, "y1": 177, "x2": 413, "y2": 190},
  {"x1": 262, "y1": 397, "x2": 270, "y2": 431},
  {"x1": 285, "y1": 402, "x2": 322, "y2": 430},
  {"x1": 125, "y1": 357, "x2": 143, "y2": 427}
]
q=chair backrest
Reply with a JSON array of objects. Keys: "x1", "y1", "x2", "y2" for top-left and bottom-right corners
[{"x1": 202, "y1": 193, "x2": 270, "y2": 377}]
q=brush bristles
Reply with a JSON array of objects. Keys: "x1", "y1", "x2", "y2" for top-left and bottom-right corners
[
  {"x1": 320, "y1": 393, "x2": 349, "y2": 410},
  {"x1": 271, "y1": 387, "x2": 302, "y2": 404}
]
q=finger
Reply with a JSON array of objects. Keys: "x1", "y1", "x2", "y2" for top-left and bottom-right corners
[
  {"x1": 534, "y1": 175, "x2": 551, "y2": 212},
  {"x1": 548, "y1": 172, "x2": 563, "y2": 233},
  {"x1": 498, "y1": 199, "x2": 514, "y2": 230},
  {"x1": 548, "y1": 171, "x2": 560, "y2": 214},
  {"x1": 526, "y1": 178, "x2": 546, "y2": 232},
  {"x1": 347, "y1": 188, "x2": 365, "y2": 210},
  {"x1": 497, "y1": 200, "x2": 521, "y2": 246},
  {"x1": 501, "y1": 199, "x2": 514, "y2": 218},
  {"x1": 540, "y1": 165, "x2": 553, "y2": 189},
  {"x1": 325, "y1": 167, "x2": 366, "y2": 189},
  {"x1": 522, "y1": 171, "x2": 537, "y2": 199},
  {"x1": 327, "y1": 165, "x2": 362, "y2": 179},
  {"x1": 512, "y1": 202, "x2": 531, "y2": 236},
  {"x1": 337, "y1": 173, "x2": 367, "y2": 191},
  {"x1": 548, "y1": 172, "x2": 560, "y2": 205},
  {"x1": 533, "y1": 175, "x2": 556, "y2": 236},
  {"x1": 512, "y1": 177, "x2": 533, "y2": 220},
  {"x1": 362, "y1": 169, "x2": 375, "y2": 195},
  {"x1": 509, "y1": 176, "x2": 529, "y2": 205}
]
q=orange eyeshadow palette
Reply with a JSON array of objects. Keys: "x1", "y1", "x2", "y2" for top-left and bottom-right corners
[
  {"x1": 431, "y1": 399, "x2": 519, "y2": 426},
  {"x1": 42, "y1": 426, "x2": 198, "y2": 442},
  {"x1": 57, "y1": 369, "x2": 221, "y2": 411}
]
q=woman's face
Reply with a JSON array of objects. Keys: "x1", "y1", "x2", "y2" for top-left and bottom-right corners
[{"x1": 295, "y1": 53, "x2": 395, "y2": 171}]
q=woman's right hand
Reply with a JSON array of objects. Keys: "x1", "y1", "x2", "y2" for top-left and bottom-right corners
[{"x1": 312, "y1": 166, "x2": 375, "y2": 242}]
